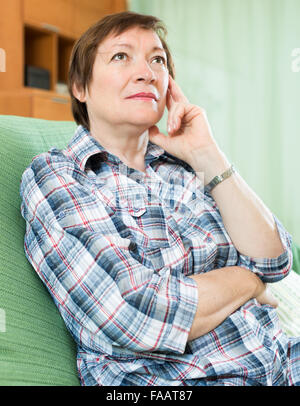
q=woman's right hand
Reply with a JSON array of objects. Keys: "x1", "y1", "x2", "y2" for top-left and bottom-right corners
[{"x1": 255, "y1": 283, "x2": 279, "y2": 308}]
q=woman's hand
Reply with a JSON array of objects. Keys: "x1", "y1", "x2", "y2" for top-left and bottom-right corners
[
  {"x1": 148, "y1": 75, "x2": 220, "y2": 170},
  {"x1": 255, "y1": 284, "x2": 279, "y2": 308}
]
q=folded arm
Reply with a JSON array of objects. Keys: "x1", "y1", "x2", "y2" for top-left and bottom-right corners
[{"x1": 187, "y1": 266, "x2": 278, "y2": 341}]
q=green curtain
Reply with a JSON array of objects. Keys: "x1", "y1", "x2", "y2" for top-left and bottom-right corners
[{"x1": 129, "y1": 0, "x2": 300, "y2": 245}]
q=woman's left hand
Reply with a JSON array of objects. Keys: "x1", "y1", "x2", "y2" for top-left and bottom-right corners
[{"x1": 148, "y1": 75, "x2": 220, "y2": 169}]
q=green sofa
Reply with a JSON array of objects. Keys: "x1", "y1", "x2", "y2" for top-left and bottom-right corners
[
  {"x1": 0, "y1": 115, "x2": 79, "y2": 385},
  {"x1": 0, "y1": 114, "x2": 300, "y2": 386}
]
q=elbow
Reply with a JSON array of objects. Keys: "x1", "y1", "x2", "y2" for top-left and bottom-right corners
[
  {"x1": 187, "y1": 313, "x2": 224, "y2": 341},
  {"x1": 238, "y1": 243, "x2": 293, "y2": 284},
  {"x1": 187, "y1": 320, "x2": 206, "y2": 341},
  {"x1": 259, "y1": 248, "x2": 293, "y2": 283}
]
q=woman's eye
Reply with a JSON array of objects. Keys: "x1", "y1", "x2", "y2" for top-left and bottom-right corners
[
  {"x1": 112, "y1": 52, "x2": 128, "y2": 61},
  {"x1": 153, "y1": 56, "x2": 166, "y2": 65},
  {"x1": 111, "y1": 53, "x2": 166, "y2": 65}
]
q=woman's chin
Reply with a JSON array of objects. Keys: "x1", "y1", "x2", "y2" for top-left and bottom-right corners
[
  {"x1": 131, "y1": 115, "x2": 162, "y2": 129},
  {"x1": 128, "y1": 119, "x2": 160, "y2": 131}
]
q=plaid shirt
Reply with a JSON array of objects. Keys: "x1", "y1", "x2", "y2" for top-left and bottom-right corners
[{"x1": 20, "y1": 125, "x2": 300, "y2": 386}]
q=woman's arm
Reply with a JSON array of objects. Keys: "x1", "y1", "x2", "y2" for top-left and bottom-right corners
[
  {"x1": 187, "y1": 266, "x2": 276, "y2": 341},
  {"x1": 189, "y1": 144, "x2": 285, "y2": 259}
]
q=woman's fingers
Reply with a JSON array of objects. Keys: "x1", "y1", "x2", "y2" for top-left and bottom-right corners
[
  {"x1": 168, "y1": 75, "x2": 189, "y2": 104},
  {"x1": 166, "y1": 76, "x2": 188, "y2": 112},
  {"x1": 167, "y1": 102, "x2": 186, "y2": 134},
  {"x1": 148, "y1": 125, "x2": 172, "y2": 151},
  {"x1": 166, "y1": 88, "x2": 172, "y2": 111},
  {"x1": 256, "y1": 285, "x2": 279, "y2": 308},
  {"x1": 166, "y1": 76, "x2": 191, "y2": 134}
]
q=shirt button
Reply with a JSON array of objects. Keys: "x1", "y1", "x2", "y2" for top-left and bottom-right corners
[
  {"x1": 58, "y1": 211, "x2": 65, "y2": 219},
  {"x1": 128, "y1": 241, "x2": 137, "y2": 251}
]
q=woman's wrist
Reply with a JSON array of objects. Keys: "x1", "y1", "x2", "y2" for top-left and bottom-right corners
[
  {"x1": 188, "y1": 144, "x2": 231, "y2": 185},
  {"x1": 250, "y1": 271, "x2": 265, "y2": 298}
]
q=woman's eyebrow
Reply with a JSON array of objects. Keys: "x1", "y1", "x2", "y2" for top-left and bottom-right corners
[{"x1": 110, "y1": 43, "x2": 166, "y2": 54}]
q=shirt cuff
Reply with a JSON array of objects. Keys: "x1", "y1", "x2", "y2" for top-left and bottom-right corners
[
  {"x1": 162, "y1": 273, "x2": 198, "y2": 354},
  {"x1": 236, "y1": 214, "x2": 293, "y2": 283}
]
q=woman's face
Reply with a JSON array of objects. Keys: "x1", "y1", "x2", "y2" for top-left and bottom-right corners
[{"x1": 76, "y1": 26, "x2": 169, "y2": 132}]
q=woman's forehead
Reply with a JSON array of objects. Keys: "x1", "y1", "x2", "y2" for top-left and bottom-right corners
[{"x1": 97, "y1": 27, "x2": 164, "y2": 52}]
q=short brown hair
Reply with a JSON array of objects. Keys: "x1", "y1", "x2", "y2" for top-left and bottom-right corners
[{"x1": 68, "y1": 11, "x2": 175, "y2": 131}]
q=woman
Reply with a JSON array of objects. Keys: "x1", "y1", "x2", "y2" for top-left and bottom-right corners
[{"x1": 20, "y1": 11, "x2": 299, "y2": 386}]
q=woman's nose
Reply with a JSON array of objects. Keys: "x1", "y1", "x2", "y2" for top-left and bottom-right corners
[{"x1": 133, "y1": 59, "x2": 157, "y2": 83}]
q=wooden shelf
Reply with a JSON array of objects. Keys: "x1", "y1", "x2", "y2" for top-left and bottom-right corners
[
  {"x1": 0, "y1": 0, "x2": 127, "y2": 121},
  {"x1": 24, "y1": 25, "x2": 57, "y2": 91},
  {"x1": 24, "y1": 24, "x2": 76, "y2": 92},
  {"x1": 58, "y1": 36, "x2": 76, "y2": 87}
]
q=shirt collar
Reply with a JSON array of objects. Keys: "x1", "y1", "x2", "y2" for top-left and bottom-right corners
[{"x1": 66, "y1": 125, "x2": 165, "y2": 171}]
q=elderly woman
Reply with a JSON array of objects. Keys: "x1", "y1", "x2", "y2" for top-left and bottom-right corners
[{"x1": 20, "y1": 11, "x2": 299, "y2": 386}]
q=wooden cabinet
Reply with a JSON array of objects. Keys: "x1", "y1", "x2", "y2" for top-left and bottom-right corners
[
  {"x1": 23, "y1": 0, "x2": 125, "y2": 38},
  {"x1": 23, "y1": 0, "x2": 74, "y2": 37},
  {"x1": 0, "y1": 89, "x2": 73, "y2": 120},
  {"x1": 32, "y1": 92, "x2": 73, "y2": 121},
  {"x1": 0, "y1": 0, "x2": 127, "y2": 121},
  {"x1": 73, "y1": 0, "x2": 116, "y2": 37}
]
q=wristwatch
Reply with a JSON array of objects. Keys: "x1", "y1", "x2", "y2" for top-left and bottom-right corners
[{"x1": 204, "y1": 164, "x2": 236, "y2": 194}]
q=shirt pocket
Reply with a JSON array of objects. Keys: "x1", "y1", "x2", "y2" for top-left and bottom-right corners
[
  {"x1": 121, "y1": 200, "x2": 172, "y2": 270},
  {"x1": 119, "y1": 191, "x2": 147, "y2": 218},
  {"x1": 127, "y1": 206, "x2": 147, "y2": 218}
]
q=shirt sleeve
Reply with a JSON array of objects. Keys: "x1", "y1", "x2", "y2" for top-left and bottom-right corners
[
  {"x1": 20, "y1": 157, "x2": 198, "y2": 356},
  {"x1": 236, "y1": 214, "x2": 293, "y2": 283}
]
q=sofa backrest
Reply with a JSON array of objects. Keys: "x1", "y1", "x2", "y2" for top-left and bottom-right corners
[{"x1": 0, "y1": 115, "x2": 80, "y2": 385}]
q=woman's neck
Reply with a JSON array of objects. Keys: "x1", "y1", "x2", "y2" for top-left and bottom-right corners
[{"x1": 89, "y1": 121, "x2": 149, "y2": 172}]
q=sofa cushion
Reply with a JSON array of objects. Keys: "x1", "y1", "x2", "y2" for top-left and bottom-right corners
[{"x1": 0, "y1": 115, "x2": 79, "y2": 385}]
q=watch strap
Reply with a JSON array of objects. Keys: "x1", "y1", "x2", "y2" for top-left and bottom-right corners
[{"x1": 204, "y1": 164, "x2": 235, "y2": 194}]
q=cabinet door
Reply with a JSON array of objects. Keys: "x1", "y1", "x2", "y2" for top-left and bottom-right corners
[
  {"x1": 23, "y1": 0, "x2": 73, "y2": 36},
  {"x1": 73, "y1": 0, "x2": 125, "y2": 37},
  {"x1": 32, "y1": 94, "x2": 73, "y2": 121},
  {"x1": 0, "y1": 92, "x2": 31, "y2": 117}
]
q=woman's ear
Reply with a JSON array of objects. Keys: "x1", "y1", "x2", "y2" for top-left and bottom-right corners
[{"x1": 72, "y1": 82, "x2": 86, "y2": 103}]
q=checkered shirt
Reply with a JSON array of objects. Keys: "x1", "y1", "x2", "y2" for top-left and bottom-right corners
[{"x1": 20, "y1": 125, "x2": 300, "y2": 386}]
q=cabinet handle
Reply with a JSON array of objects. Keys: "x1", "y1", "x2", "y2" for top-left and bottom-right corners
[
  {"x1": 51, "y1": 97, "x2": 69, "y2": 104},
  {"x1": 41, "y1": 23, "x2": 60, "y2": 33}
]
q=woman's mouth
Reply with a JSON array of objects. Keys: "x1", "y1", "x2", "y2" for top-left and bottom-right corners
[
  {"x1": 129, "y1": 97, "x2": 156, "y2": 101},
  {"x1": 126, "y1": 92, "x2": 158, "y2": 102}
]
